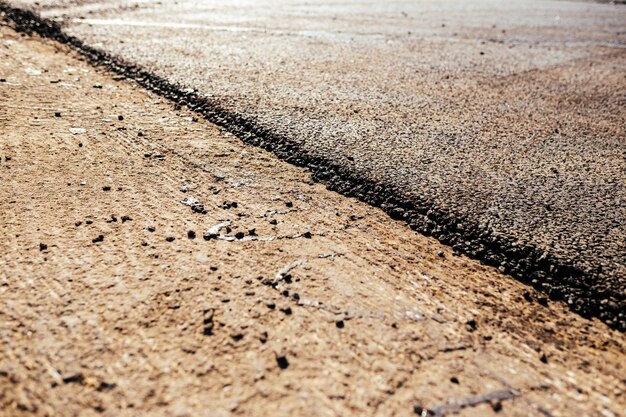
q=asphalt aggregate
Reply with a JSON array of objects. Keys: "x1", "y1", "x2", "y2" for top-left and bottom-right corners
[{"x1": 2, "y1": 0, "x2": 625, "y2": 329}]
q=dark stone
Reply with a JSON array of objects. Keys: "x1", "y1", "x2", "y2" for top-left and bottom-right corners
[{"x1": 276, "y1": 355, "x2": 289, "y2": 369}]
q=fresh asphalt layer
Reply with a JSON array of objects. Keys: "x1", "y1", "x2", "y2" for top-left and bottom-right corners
[{"x1": 2, "y1": 0, "x2": 625, "y2": 329}]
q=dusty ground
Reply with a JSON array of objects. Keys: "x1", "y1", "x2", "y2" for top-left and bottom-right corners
[{"x1": 0, "y1": 25, "x2": 625, "y2": 417}]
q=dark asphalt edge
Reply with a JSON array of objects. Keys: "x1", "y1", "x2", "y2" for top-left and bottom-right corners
[{"x1": 2, "y1": 3, "x2": 622, "y2": 331}]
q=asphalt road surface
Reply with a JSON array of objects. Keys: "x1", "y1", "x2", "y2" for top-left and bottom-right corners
[{"x1": 4, "y1": 0, "x2": 625, "y2": 328}]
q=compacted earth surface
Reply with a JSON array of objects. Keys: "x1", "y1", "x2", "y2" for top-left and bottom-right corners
[
  {"x1": 1, "y1": 25, "x2": 625, "y2": 417},
  {"x1": 2, "y1": 0, "x2": 625, "y2": 329}
]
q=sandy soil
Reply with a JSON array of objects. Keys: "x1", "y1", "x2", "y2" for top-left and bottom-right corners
[{"x1": 0, "y1": 25, "x2": 624, "y2": 417}]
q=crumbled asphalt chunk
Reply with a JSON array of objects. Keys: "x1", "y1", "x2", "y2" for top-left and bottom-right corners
[
  {"x1": 106, "y1": 215, "x2": 117, "y2": 223},
  {"x1": 75, "y1": 221, "x2": 82, "y2": 227},
  {"x1": 269, "y1": 219, "x2": 278, "y2": 225},
  {"x1": 280, "y1": 307, "x2": 292, "y2": 315},
  {"x1": 147, "y1": 226, "x2": 155, "y2": 232},
  {"x1": 54, "y1": 112, "x2": 61, "y2": 117},
  {"x1": 121, "y1": 215, "x2": 131, "y2": 223},
  {"x1": 336, "y1": 320, "x2": 345, "y2": 329},
  {"x1": 437, "y1": 251, "x2": 445, "y2": 258},
  {"x1": 303, "y1": 231, "x2": 312, "y2": 239},
  {"x1": 276, "y1": 355, "x2": 289, "y2": 370},
  {"x1": 266, "y1": 302, "x2": 276, "y2": 310},
  {"x1": 181, "y1": 196, "x2": 206, "y2": 214},
  {"x1": 165, "y1": 236, "x2": 175, "y2": 242},
  {"x1": 61, "y1": 373, "x2": 84, "y2": 385},
  {"x1": 86, "y1": 220, "x2": 93, "y2": 225},
  {"x1": 292, "y1": 293, "x2": 300, "y2": 301},
  {"x1": 221, "y1": 201, "x2": 238, "y2": 209},
  {"x1": 248, "y1": 228, "x2": 256, "y2": 236},
  {"x1": 466, "y1": 319, "x2": 478, "y2": 332},
  {"x1": 234, "y1": 231, "x2": 245, "y2": 240},
  {"x1": 540, "y1": 353, "x2": 548, "y2": 364},
  {"x1": 210, "y1": 266, "x2": 218, "y2": 271},
  {"x1": 282, "y1": 290, "x2": 289, "y2": 297},
  {"x1": 92, "y1": 235, "x2": 104, "y2": 243},
  {"x1": 450, "y1": 376, "x2": 459, "y2": 384},
  {"x1": 285, "y1": 201, "x2": 293, "y2": 208},
  {"x1": 137, "y1": 130, "x2": 144, "y2": 137},
  {"x1": 96, "y1": 382, "x2": 116, "y2": 392},
  {"x1": 413, "y1": 405, "x2": 433, "y2": 416},
  {"x1": 231, "y1": 333, "x2": 244, "y2": 342},
  {"x1": 102, "y1": 186, "x2": 111, "y2": 192},
  {"x1": 117, "y1": 115, "x2": 123, "y2": 121},
  {"x1": 39, "y1": 243, "x2": 47, "y2": 251}
]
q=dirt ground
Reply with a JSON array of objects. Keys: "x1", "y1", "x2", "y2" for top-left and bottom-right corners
[{"x1": 0, "y1": 25, "x2": 624, "y2": 417}]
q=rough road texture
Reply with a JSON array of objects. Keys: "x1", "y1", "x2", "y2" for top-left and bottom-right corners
[
  {"x1": 2, "y1": 0, "x2": 624, "y2": 329},
  {"x1": 1, "y1": 25, "x2": 625, "y2": 417}
]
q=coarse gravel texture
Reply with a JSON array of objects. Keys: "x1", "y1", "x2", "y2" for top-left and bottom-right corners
[
  {"x1": 1, "y1": 24, "x2": 626, "y2": 417},
  {"x1": 3, "y1": 0, "x2": 625, "y2": 329}
]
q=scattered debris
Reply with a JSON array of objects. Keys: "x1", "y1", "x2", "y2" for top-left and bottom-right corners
[
  {"x1": 415, "y1": 389, "x2": 520, "y2": 417},
  {"x1": 181, "y1": 196, "x2": 206, "y2": 214},
  {"x1": 203, "y1": 221, "x2": 231, "y2": 240},
  {"x1": 274, "y1": 259, "x2": 306, "y2": 286}
]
